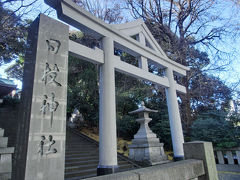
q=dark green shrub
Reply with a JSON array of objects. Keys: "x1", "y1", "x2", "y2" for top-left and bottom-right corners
[
  {"x1": 190, "y1": 111, "x2": 239, "y2": 148},
  {"x1": 117, "y1": 115, "x2": 139, "y2": 140},
  {"x1": 1, "y1": 96, "x2": 20, "y2": 107}
]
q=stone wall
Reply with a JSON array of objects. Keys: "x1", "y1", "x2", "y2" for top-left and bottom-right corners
[
  {"x1": 0, "y1": 128, "x2": 15, "y2": 180},
  {"x1": 83, "y1": 159, "x2": 205, "y2": 180}
]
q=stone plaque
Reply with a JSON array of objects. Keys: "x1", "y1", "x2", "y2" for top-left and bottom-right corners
[{"x1": 13, "y1": 14, "x2": 68, "y2": 180}]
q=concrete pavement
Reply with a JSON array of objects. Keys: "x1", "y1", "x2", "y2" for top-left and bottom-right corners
[{"x1": 217, "y1": 164, "x2": 240, "y2": 180}]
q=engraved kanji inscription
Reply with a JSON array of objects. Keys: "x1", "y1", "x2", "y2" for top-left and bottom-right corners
[
  {"x1": 46, "y1": 135, "x2": 57, "y2": 155},
  {"x1": 40, "y1": 95, "x2": 48, "y2": 115},
  {"x1": 37, "y1": 135, "x2": 57, "y2": 157},
  {"x1": 46, "y1": 39, "x2": 61, "y2": 54},
  {"x1": 42, "y1": 63, "x2": 62, "y2": 86},
  {"x1": 37, "y1": 135, "x2": 46, "y2": 156},
  {"x1": 49, "y1": 92, "x2": 59, "y2": 127},
  {"x1": 40, "y1": 92, "x2": 59, "y2": 128}
]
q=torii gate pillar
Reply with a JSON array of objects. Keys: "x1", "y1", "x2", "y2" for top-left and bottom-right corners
[
  {"x1": 165, "y1": 67, "x2": 184, "y2": 160},
  {"x1": 98, "y1": 37, "x2": 118, "y2": 175}
]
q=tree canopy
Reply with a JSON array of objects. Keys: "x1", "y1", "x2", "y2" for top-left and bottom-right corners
[{"x1": 191, "y1": 111, "x2": 240, "y2": 148}]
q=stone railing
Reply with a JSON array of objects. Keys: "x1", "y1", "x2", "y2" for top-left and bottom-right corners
[
  {"x1": 214, "y1": 147, "x2": 240, "y2": 165},
  {"x1": 0, "y1": 128, "x2": 14, "y2": 180},
  {"x1": 84, "y1": 141, "x2": 218, "y2": 180},
  {"x1": 83, "y1": 159, "x2": 205, "y2": 180}
]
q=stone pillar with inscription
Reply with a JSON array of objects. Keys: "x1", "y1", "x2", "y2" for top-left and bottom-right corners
[{"x1": 13, "y1": 14, "x2": 68, "y2": 180}]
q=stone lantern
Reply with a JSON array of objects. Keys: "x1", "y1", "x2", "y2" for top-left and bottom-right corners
[{"x1": 128, "y1": 102, "x2": 168, "y2": 165}]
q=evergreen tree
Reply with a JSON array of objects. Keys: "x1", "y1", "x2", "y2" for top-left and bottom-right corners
[{"x1": 190, "y1": 111, "x2": 239, "y2": 148}]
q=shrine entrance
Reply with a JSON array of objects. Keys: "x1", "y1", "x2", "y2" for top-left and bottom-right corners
[{"x1": 14, "y1": 0, "x2": 189, "y2": 179}]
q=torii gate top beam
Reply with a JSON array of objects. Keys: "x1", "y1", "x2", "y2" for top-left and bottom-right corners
[{"x1": 45, "y1": 0, "x2": 189, "y2": 77}]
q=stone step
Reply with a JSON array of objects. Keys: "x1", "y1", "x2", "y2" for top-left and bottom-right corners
[
  {"x1": 65, "y1": 156, "x2": 99, "y2": 163},
  {"x1": 65, "y1": 159, "x2": 99, "y2": 167},
  {"x1": 0, "y1": 128, "x2": 4, "y2": 137},
  {"x1": 64, "y1": 167, "x2": 96, "y2": 179},
  {"x1": 65, "y1": 163, "x2": 97, "y2": 173},
  {"x1": 118, "y1": 160, "x2": 133, "y2": 165},
  {"x1": 66, "y1": 141, "x2": 94, "y2": 144},
  {"x1": 64, "y1": 129, "x2": 141, "y2": 179},
  {"x1": 65, "y1": 159, "x2": 131, "y2": 168},
  {"x1": 65, "y1": 150, "x2": 97, "y2": 155},
  {"x1": 0, "y1": 147, "x2": 14, "y2": 154},
  {"x1": 66, "y1": 152, "x2": 97, "y2": 155},
  {"x1": 66, "y1": 141, "x2": 96, "y2": 144},
  {"x1": 0, "y1": 137, "x2": 8, "y2": 148},
  {"x1": 118, "y1": 167, "x2": 136, "y2": 173},
  {"x1": 65, "y1": 153, "x2": 98, "y2": 158},
  {"x1": 66, "y1": 146, "x2": 97, "y2": 149},
  {"x1": 65, "y1": 162, "x2": 133, "y2": 173},
  {"x1": 65, "y1": 163, "x2": 135, "y2": 179},
  {"x1": 118, "y1": 163, "x2": 135, "y2": 170},
  {"x1": 66, "y1": 146, "x2": 98, "y2": 151},
  {"x1": 65, "y1": 150, "x2": 97, "y2": 153},
  {"x1": 65, "y1": 151, "x2": 97, "y2": 156},
  {"x1": 65, "y1": 173, "x2": 96, "y2": 180},
  {"x1": 66, "y1": 145, "x2": 96, "y2": 149}
]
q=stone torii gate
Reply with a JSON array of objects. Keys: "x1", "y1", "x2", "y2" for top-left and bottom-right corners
[{"x1": 14, "y1": 0, "x2": 189, "y2": 179}]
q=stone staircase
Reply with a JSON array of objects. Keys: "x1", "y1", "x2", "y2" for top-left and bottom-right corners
[
  {"x1": 0, "y1": 128, "x2": 14, "y2": 180},
  {"x1": 65, "y1": 128, "x2": 140, "y2": 180}
]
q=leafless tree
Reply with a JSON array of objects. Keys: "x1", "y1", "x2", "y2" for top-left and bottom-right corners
[
  {"x1": 73, "y1": 0, "x2": 124, "y2": 24},
  {"x1": 124, "y1": 0, "x2": 240, "y2": 130}
]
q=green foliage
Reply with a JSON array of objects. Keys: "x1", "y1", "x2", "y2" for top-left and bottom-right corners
[
  {"x1": 67, "y1": 55, "x2": 99, "y2": 127},
  {"x1": 115, "y1": 72, "x2": 148, "y2": 139},
  {"x1": 117, "y1": 115, "x2": 139, "y2": 140},
  {"x1": 190, "y1": 111, "x2": 239, "y2": 148},
  {"x1": 148, "y1": 96, "x2": 172, "y2": 150},
  {"x1": 115, "y1": 71, "x2": 173, "y2": 150},
  {"x1": 0, "y1": 5, "x2": 27, "y2": 65}
]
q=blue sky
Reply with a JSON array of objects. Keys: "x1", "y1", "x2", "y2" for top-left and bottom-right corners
[{"x1": 1, "y1": 0, "x2": 240, "y2": 93}]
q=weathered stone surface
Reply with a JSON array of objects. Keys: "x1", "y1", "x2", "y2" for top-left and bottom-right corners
[
  {"x1": 0, "y1": 137, "x2": 8, "y2": 147},
  {"x1": 83, "y1": 171, "x2": 139, "y2": 180},
  {"x1": 0, "y1": 147, "x2": 14, "y2": 154},
  {"x1": 85, "y1": 159, "x2": 205, "y2": 180},
  {"x1": 13, "y1": 14, "x2": 68, "y2": 180},
  {"x1": 216, "y1": 151, "x2": 224, "y2": 164},
  {"x1": 129, "y1": 102, "x2": 167, "y2": 165},
  {"x1": 0, "y1": 128, "x2": 14, "y2": 179},
  {"x1": 0, "y1": 154, "x2": 12, "y2": 173},
  {"x1": 134, "y1": 159, "x2": 204, "y2": 180},
  {"x1": 226, "y1": 151, "x2": 234, "y2": 164},
  {"x1": 0, "y1": 172, "x2": 11, "y2": 180},
  {"x1": 184, "y1": 141, "x2": 218, "y2": 180},
  {"x1": 0, "y1": 128, "x2": 4, "y2": 137}
]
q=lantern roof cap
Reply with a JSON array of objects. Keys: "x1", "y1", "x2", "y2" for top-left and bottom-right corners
[{"x1": 129, "y1": 101, "x2": 158, "y2": 114}]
